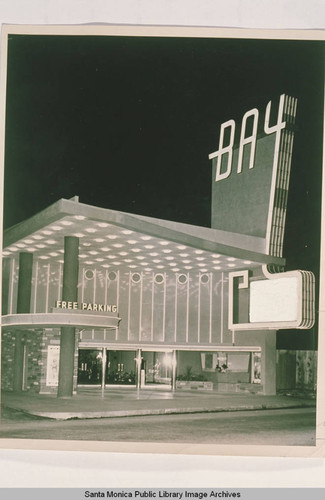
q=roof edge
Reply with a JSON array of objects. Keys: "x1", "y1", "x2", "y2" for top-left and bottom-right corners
[{"x1": 3, "y1": 197, "x2": 285, "y2": 267}]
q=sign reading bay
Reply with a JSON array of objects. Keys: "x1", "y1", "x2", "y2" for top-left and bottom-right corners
[{"x1": 209, "y1": 94, "x2": 297, "y2": 257}]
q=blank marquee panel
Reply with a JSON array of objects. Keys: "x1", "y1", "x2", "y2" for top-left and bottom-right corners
[{"x1": 249, "y1": 277, "x2": 299, "y2": 323}]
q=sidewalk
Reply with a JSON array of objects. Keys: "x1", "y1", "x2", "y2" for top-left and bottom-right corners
[{"x1": 1, "y1": 387, "x2": 316, "y2": 421}]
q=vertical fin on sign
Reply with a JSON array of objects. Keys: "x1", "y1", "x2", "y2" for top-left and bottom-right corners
[{"x1": 268, "y1": 95, "x2": 298, "y2": 257}]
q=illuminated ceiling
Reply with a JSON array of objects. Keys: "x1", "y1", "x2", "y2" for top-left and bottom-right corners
[
  {"x1": 3, "y1": 198, "x2": 285, "y2": 273},
  {"x1": 3, "y1": 214, "x2": 257, "y2": 273}
]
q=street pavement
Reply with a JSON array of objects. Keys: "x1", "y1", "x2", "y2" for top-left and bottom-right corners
[
  {"x1": 0, "y1": 406, "x2": 316, "y2": 446},
  {"x1": 0, "y1": 386, "x2": 316, "y2": 421}
]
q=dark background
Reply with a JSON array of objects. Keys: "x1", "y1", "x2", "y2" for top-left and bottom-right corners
[{"x1": 3, "y1": 35, "x2": 324, "y2": 348}]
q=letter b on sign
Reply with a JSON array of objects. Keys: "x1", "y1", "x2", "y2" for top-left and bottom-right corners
[{"x1": 209, "y1": 119, "x2": 235, "y2": 182}]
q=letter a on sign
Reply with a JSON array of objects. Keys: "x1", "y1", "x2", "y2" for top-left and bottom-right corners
[{"x1": 237, "y1": 108, "x2": 259, "y2": 173}]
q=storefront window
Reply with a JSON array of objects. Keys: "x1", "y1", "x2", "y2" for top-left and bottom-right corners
[
  {"x1": 227, "y1": 353, "x2": 250, "y2": 372},
  {"x1": 201, "y1": 352, "x2": 228, "y2": 372},
  {"x1": 252, "y1": 352, "x2": 262, "y2": 383},
  {"x1": 201, "y1": 351, "x2": 255, "y2": 377}
]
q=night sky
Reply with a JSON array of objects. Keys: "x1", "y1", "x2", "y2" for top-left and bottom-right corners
[{"x1": 3, "y1": 34, "x2": 324, "y2": 278}]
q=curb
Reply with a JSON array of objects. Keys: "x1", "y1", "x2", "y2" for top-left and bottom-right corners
[{"x1": 19, "y1": 402, "x2": 316, "y2": 421}]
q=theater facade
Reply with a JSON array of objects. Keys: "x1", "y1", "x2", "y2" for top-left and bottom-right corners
[{"x1": 1, "y1": 94, "x2": 316, "y2": 397}]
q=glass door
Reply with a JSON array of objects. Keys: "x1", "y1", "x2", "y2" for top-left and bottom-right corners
[
  {"x1": 142, "y1": 351, "x2": 172, "y2": 386},
  {"x1": 77, "y1": 349, "x2": 103, "y2": 385},
  {"x1": 105, "y1": 350, "x2": 136, "y2": 385}
]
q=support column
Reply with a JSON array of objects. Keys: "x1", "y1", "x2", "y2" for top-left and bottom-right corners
[
  {"x1": 101, "y1": 347, "x2": 107, "y2": 396},
  {"x1": 57, "y1": 236, "x2": 79, "y2": 398},
  {"x1": 13, "y1": 252, "x2": 33, "y2": 391},
  {"x1": 261, "y1": 331, "x2": 277, "y2": 395},
  {"x1": 136, "y1": 349, "x2": 142, "y2": 390},
  {"x1": 171, "y1": 350, "x2": 177, "y2": 392},
  {"x1": 2, "y1": 258, "x2": 11, "y2": 315}
]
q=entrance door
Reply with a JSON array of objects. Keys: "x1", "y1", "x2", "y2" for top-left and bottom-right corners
[
  {"x1": 105, "y1": 350, "x2": 136, "y2": 385},
  {"x1": 142, "y1": 351, "x2": 172, "y2": 386},
  {"x1": 77, "y1": 349, "x2": 103, "y2": 385}
]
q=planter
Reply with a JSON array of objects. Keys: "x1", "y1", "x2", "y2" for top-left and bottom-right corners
[{"x1": 176, "y1": 380, "x2": 213, "y2": 391}]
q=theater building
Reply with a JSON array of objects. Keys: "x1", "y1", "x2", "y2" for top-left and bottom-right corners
[{"x1": 1, "y1": 94, "x2": 316, "y2": 398}]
